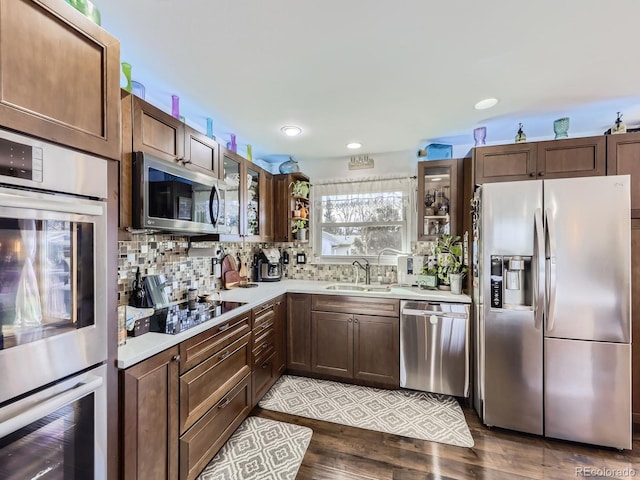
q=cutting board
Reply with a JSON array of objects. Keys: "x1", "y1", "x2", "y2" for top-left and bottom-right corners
[{"x1": 221, "y1": 254, "x2": 240, "y2": 289}]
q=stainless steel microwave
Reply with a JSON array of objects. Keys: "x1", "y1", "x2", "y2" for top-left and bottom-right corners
[{"x1": 133, "y1": 152, "x2": 230, "y2": 235}]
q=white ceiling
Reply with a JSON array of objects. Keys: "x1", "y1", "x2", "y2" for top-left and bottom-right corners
[{"x1": 97, "y1": 0, "x2": 640, "y2": 164}]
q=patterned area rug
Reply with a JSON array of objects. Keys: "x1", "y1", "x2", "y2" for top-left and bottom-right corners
[
  {"x1": 259, "y1": 375, "x2": 474, "y2": 448},
  {"x1": 197, "y1": 416, "x2": 312, "y2": 480}
]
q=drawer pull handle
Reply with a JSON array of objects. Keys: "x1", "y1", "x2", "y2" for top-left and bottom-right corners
[
  {"x1": 262, "y1": 323, "x2": 270, "y2": 330},
  {"x1": 172, "y1": 354, "x2": 181, "y2": 363},
  {"x1": 218, "y1": 397, "x2": 231, "y2": 409},
  {"x1": 218, "y1": 324, "x2": 231, "y2": 332},
  {"x1": 261, "y1": 343, "x2": 269, "y2": 349},
  {"x1": 218, "y1": 350, "x2": 231, "y2": 360},
  {"x1": 261, "y1": 363, "x2": 269, "y2": 369}
]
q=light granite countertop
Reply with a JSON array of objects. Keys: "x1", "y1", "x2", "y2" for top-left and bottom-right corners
[{"x1": 117, "y1": 280, "x2": 471, "y2": 369}]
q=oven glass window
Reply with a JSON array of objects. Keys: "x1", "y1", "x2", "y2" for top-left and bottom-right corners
[
  {"x1": 0, "y1": 393, "x2": 94, "y2": 479},
  {"x1": 0, "y1": 219, "x2": 94, "y2": 350}
]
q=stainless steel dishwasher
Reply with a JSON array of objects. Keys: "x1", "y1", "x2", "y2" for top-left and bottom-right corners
[{"x1": 400, "y1": 300, "x2": 470, "y2": 397}]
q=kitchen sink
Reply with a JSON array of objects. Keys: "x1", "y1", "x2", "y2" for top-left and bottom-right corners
[{"x1": 324, "y1": 284, "x2": 391, "y2": 293}]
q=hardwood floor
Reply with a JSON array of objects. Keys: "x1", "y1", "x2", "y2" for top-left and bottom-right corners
[{"x1": 252, "y1": 406, "x2": 640, "y2": 479}]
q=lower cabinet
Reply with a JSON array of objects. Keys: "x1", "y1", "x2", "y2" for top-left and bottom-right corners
[
  {"x1": 287, "y1": 293, "x2": 312, "y2": 373},
  {"x1": 121, "y1": 346, "x2": 180, "y2": 480},
  {"x1": 310, "y1": 295, "x2": 400, "y2": 388}
]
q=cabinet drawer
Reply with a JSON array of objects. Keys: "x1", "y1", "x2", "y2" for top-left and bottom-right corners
[
  {"x1": 252, "y1": 352, "x2": 276, "y2": 406},
  {"x1": 179, "y1": 333, "x2": 251, "y2": 434},
  {"x1": 253, "y1": 327, "x2": 275, "y2": 367},
  {"x1": 179, "y1": 311, "x2": 251, "y2": 374},
  {"x1": 312, "y1": 295, "x2": 400, "y2": 317},
  {"x1": 179, "y1": 374, "x2": 251, "y2": 480},
  {"x1": 252, "y1": 301, "x2": 275, "y2": 329}
]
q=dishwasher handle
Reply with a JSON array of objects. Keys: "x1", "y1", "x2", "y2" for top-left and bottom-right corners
[{"x1": 402, "y1": 308, "x2": 467, "y2": 319}]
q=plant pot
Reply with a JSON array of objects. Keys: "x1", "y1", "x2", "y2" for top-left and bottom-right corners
[
  {"x1": 449, "y1": 273, "x2": 463, "y2": 295},
  {"x1": 294, "y1": 228, "x2": 307, "y2": 241},
  {"x1": 417, "y1": 274, "x2": 437, "y2": 290}
]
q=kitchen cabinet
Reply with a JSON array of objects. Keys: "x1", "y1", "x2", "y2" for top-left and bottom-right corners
[
  {"x1": 417, "y1": 159, "x2": 463, "y2": 240},
  {"x1": 311, "y1": 295, "x2": 400, "y2": 388},
  {"x1": 273, "y1": 294, "x2": 287, "y2": 375},
  {"x1": 121, "y1": 346, "x2": 180, "y2": 480},
  {"x1": 183, "y1": 125, "x2": 220, "y2": 178},
  {"x1": 0, "y1": 0, "x2": 121, "y2": 160},
  {"x1": 287, "y1": 293, "x2": 312, "y2": 373},
  {"x1": 273, "y1": 172, "x2": 311, "y2": 242},
  {"x1": 474, "y1": 136, "x2": 605, "y2": 184},
  {"x1": 607, "y1": 131, "x2": 640, "y2": 219},
  {"x1": 131, "y1": 94, "x2": 185, "y2": 163},
  {"x1": 251, "y1": 299, "x2": 277, "y2": 406}
]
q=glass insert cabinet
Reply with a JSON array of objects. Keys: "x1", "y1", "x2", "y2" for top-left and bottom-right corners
[{"x1": 417, "y1": 159, "x2": 460, "y2": 240}]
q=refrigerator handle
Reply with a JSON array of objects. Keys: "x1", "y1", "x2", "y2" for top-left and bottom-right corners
[
  {"x1": 545, "y1": 208, "x2": 558, "y2": 332},
  {"x1": 534, "y1": 208, "x2": 544, "y2": 330}
]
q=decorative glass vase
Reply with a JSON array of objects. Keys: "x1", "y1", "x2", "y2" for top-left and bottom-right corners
[
  {"x1": 279, "y1": 158, "x2": 300, "y2": 174},
  {"x1": 206, "y1": 118, "x2": 215, "y2": 139},
  {"x1": 171, "y1": 95, "x2": 180, "y2": 119},
  {"x1": 553, "y1": 117, "x2": 569, "y2": 139},
  {"x1": 131, "y1": 81, "x2": 145, "y2": 99},
  {"x1": 473, "y1": 126, "x2": 487, "y2": 146},
  {"x1": 230, "y1": 133, "x2": 237, "y2": 153},
  {"x1": 246, "y1": 144, "x2": 253, "y2": 162},
  {"x1": 121, "y1": 62, "x2": 132, "y2": 93}
]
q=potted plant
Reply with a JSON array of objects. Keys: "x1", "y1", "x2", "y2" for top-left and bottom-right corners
[
  {"x1": 292, "y1": 219, "x2": 307, "y2": 241},
  {"x1": 290, "y1": 180, "x2": 310, "y2": 199},
  {"x1": 433, "y1": 234, "x2": 466, "y2": 292},
  {"x1": 418, "y1": 257, "x2": 438, "y2": 290}
]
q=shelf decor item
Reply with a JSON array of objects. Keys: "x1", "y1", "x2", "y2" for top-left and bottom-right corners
[
  {"x1": 473, "y1": 127, "x2": 487, "y2": 146},
  {"x1": 65, "y1": 0, "x2": 101, "y2": 25},
  {"x1": 279, "y1": 157, "x2": 300, "y2": 174},
  {"x1": 611, "y1": 112, "x2": 627, "y2": 135},
  {"x1": 553, "y1": 117, "x2": 569, "y2": 139},
  {"x1": 131, "y1": 81, "x2": 145, "y2": 99},
  {"x1": 206, "y1": 117, "x2": 215, "y2": 140},
  {"x1": 171, "y1": 95, "x2": 180, "y2": 119},
  {"x1": 417, "y1": 144, "x2": 453, "y2": 160},
  {"x1": 290, "y1": 180, "x2": 310, "y2": 199},
  {"x1": 515, "y1": 123, "x2": 527, "y2": 143},
  {"x1": 246, "y1": 144, "x2": 253, "y2": 162},
  {"x1": 121, "y1": 62, "x2": 132, "y2": 93}
]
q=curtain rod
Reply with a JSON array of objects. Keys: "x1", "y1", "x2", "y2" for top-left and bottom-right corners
[{"x1": 312, "y1": 175, "x2": 417, "y2": 186}]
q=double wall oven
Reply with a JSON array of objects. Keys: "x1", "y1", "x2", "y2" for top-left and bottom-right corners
[{"x1": 0, "y1": 128, "x2": 108, "y2": 478}]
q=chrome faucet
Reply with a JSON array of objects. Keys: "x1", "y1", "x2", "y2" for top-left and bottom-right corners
[
  {"x1": 352, "y1": 259, "x2": 371, "y2": 285},
  {"x1": 376, "y1": 247, "x2": 411, "y2": 279}
]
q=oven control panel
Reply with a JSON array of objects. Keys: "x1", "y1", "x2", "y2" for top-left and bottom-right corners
[{"x1": 0, "y1": 137, "x2": 42, "y2": 182}]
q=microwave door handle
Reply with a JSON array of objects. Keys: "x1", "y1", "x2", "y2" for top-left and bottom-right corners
[{"x1": 209, "y1": 185, "x2": 220, "y2": 228}]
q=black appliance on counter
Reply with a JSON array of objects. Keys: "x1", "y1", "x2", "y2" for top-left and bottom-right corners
[{"x1": 254, "y1": 248, "x2": 282, "y2": 282}]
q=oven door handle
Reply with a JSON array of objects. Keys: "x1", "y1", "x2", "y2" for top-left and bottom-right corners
[
  {"x1": 0, "y1": 375, "x2": 103, "y2": 438},
  {"x1": 0, "y1": 192, "x2": 103, "y2": 216}
]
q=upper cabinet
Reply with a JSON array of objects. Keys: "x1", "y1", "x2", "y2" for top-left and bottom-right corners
[
  {"x1": 0, "y1": 0, "x2": 121, "y2": 159},
  {"x1": 474, "y1": 136, "x2": 605, "y2": 184},
  {"x1": 418, "y1": 159, "x2": 462, "y2": 240},
  {"x1": 183, "y1": 126, "x2": 220, "y2": 178},
  {"x1": 273, "y1": 172, "x2": 311, "y2": 243},
  {"x1": 607, "y1": 131, "x2": 640, "y2": 219},
  {"x1": 131, "y1": 95, "x2": 184, "y2": 163}
]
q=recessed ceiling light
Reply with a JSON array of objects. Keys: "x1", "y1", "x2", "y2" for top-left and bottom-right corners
[
  {"x1": 281, "y1": 126, "x2": 302, "y2": 136},
  {"x1": 474, "y1": 98, "x2": 499, "y2": 110},
  {"x1": 346, "y1": 142, "x2": 362, "y2": 149}
]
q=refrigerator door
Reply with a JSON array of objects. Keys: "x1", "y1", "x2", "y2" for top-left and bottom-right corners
[
  {"x1": 481, "y1": 181, "x2": 544, "y2": 435},
  {"x1": 544, "y1": 176, "x2": 630, "y2": 343},
  {"x1": 545, "y1": 337, "x2": 631, "y2": 449}
]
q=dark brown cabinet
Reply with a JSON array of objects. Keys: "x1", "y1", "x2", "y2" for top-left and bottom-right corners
[
  {"x1": 286, "y1": 293, "x2": 312, "y2": 373},
  {"x1": 183, "y1": 125, "x2": 220, "y2": 178},
  {"x1": 474, "y1": 136, "x2": 605, "y2": 184},
  {"x1": 417, "y1": 159, "x2": 463, "y2": 240},
  {"x1": 273, "y1": 172, "x2": 311, "y2": 242},
  {"x1": 607, "y1": 131, "x2": 640, "y2": 219},
  {"x1": 310, "y1": 295, "x2": 400, "y2": 388},
  {"x1": 121, "y1": 346, "x2": 180, "y2": 480},
  {"x1": 0, "y1": 0, "x2": 121, "y2": 160},
  {"x1": 131, "y1": 94, "x2": 184, "y2": 163},
  {"x1": 273, "y1": 294, "x2": 287, "y2": 375}
]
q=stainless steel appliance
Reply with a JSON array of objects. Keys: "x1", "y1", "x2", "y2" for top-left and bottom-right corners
[
  {"x1": 474, "y1": 176, "x2": 631, "y2": 449},
  {"x1": 133, "y1": 151, "x2": 229, "y2": 235},
  {"x1": 255, "y1": 248, "x2": 282, "y2": 282},
  {"x1": 397, "y1": 255, "x2": 425, "y2": 286},
  {"x1": 0, "y1": 128, "x2": 109, "y2": 477},
  {"x1": 400, "y1": 300, "x2": 470, "y2": 397}
]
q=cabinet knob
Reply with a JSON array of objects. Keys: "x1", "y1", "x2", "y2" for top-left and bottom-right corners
[
  {"x1": 354, "y1": 318, "x2": 359, "y2": 324},
  {"x1": 529, "y1": 172, "x2": 535, "y2": 177},
  {"x1": 538, "y1": 172, "x2": 545, "y2": 176},
  {"x1": 348, "y1": 318, "x2": 352, "y2": 323},
  {"x1": 172, "y1": 354, "x2": 181, "y2": 363}
]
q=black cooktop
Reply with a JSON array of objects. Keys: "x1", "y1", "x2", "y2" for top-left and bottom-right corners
[{"x1": 149, "y1": 301, "x2": 247, "y2": 335}]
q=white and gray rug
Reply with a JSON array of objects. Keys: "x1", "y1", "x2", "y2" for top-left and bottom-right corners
[
  {"x1": 197, "y1": 416, "x2": 312, "y2": 480},
  {"x1": 259, "y1": 375, "x2": 474, "y2": 448}
]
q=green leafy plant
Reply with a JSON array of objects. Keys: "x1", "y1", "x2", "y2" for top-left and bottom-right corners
[
  {"x1": 433, "y1": 235, "x2": 467, "y2": 285},
  {"x1": 291, "y1": 219, "x2": 307, "y2": 233},
  {"x1": 290, "y1": 180, "x2": 310, "y2": 198}
]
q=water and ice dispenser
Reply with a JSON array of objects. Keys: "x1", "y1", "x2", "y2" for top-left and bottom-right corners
[{"x1": 489, "y1": 255, "x2": 532, "y2": 309}]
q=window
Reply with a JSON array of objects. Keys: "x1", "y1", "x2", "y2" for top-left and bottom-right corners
[{"x1": 312, "y1": 176, "x2": 415, "y2": 263}]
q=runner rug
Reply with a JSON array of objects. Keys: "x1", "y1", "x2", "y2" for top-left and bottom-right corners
[
  {"x1": 259, "y1": 375, "x2": 474, "y2": 448},
  {"x1": 197, "y1": 416, "x2": 312, "y2": 480}
]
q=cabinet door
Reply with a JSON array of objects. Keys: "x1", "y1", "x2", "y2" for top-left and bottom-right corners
[
  {"x1": 245, "y1": 163, "x2": 261, "y2": 238},
  {"x1": 0, "y1": 0, "x2": 121, "y2": 160},
  {"x1": 273, "y1": 172, "x2": 310, "y2": 242},
  {"x1": 132, "y1": 96, "x2": 184, "y2": 162},
  {"x1": 286, "y1": 293, "x2": 312, "y2": 372},
  {"x1": 121, "y1": 346, "x2": 179, "y2": 480},
  {"x1": 418, "y1": 159, "x2": 461, "y2": 240},
  {"x1": 311, "y1": 311, "x2": 353, "y2": 379},
  {"x1": 273, "y1": 295, "x2": 287, "y2": 375},
  {"x1": 183, "y1": 126, "x2": 220, "y2": 178},
  {"x1": 607, "y1": 132, "x2": 640, "y2": 219},
  {"x1": 474, "y1": 143, "x2": 537, "y2": 184},
  {"x1": 353, "y1": 315, "x2": 400, "y2": 388},
  {"x1": 262, "y1": 171, "x2": 274, "y2": 241},
  {"x1": 220, "y1": 147, "x2": 243, "y2": 237},
  {"x1": 537, "y1": 136, "x2": 606, "y2": 179},
  {"x1": 252, "y1": 352, "x2": 276, "y2": 407}
]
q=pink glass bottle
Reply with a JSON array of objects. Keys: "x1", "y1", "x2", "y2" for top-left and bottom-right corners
[{"x1": 171, "y1": 95, "x2": 180, "y2": 119}]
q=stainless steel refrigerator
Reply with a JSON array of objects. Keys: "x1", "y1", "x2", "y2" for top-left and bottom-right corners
[{"x1": 473, "y1": 175, "x2": 631, "y2": 450}]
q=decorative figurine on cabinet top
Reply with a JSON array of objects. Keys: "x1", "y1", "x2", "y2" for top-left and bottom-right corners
[
  {"x1": 611, "y1": 112, "x2": 627, "y2": 135},
  {"x1": 515, "y1": 123, "x2": 527, "y2": 143},
  {"x1": 473, "y1": 127, "x2": 487, "y2": 146},
  {"x1": 553, "y1": 117, "x2": 569, "y2": 139}
]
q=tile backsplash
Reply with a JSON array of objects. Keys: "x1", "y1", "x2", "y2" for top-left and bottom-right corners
[{"x1": 118, "y1": 234, "x2": 435, "y2": 306}]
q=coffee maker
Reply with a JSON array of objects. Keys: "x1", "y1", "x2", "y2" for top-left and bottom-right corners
[{"x1": 255, "y1": 248, "x2": 282, "y2": 282}]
